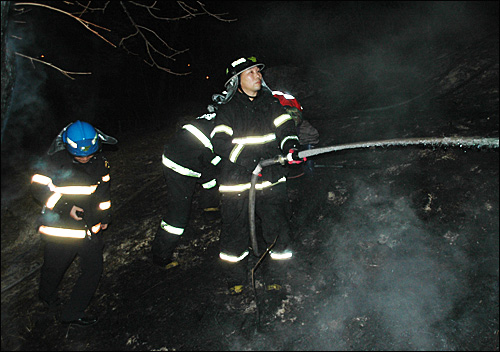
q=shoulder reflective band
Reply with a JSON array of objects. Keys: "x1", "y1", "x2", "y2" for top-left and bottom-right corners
[
  {"x1": 202, "y1": 179, "x2": 217, "y2": 189},
  {"x1": 211, "y1": 156, "x2": 221, "y2": 166},
  {"x1": 39, "y1": 225, "x2": 87, "y2": 239},
  {"x1": 32, "y1": 174, "x2": 51, "y2": 185},
  {"x1": 182, "y1": 124, "x2": 214, "y2": 152},
  {"x1": 219, "y1": 250, "x2": 249, "y2": 263},
  {"x1": 280, "y1": 135, "x2": 300, "y2": 150},
  {"x1": 162, "y1": 155, "x2": 201, "y2": 178},
  {"x1": 219, "y1": 176, "x2": 286, "y2": 193},
  {"x1": 99, "y1": 200, "x2": 111, "y2": 210},
  {"x1": 32, "y1": 174, "x2": 98, "y2": 195},
  {"x1": 270, "y1": 250, "x2": 293, "y2": 260},
  {"x1": 274, "y1": 113, "x2": 293, "y2": 127},
  {"x1": 102, "y1": 174, "x2": 110, "y2": 182},
  {"x1": 160, "y1": 220, "x2": 184, "y2": 235},
  {"x1": 210, "y1": 125, "x2": 233, "y2": 138}
]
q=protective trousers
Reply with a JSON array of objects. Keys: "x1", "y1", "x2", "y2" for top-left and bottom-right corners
[
  {"x1": 39, "y1": 236, "x2": 104, "y2": 321},
  {"x1": 152, "y1": 166, "x2": 219, "y2": 261},
  {"x1": 219, "y1": 183, "x2": 292, "y2": 284}
]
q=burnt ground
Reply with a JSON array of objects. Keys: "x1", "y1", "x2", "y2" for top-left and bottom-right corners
[{"x1": 1, "y1": 36, "x2": 499, "y2": 351}]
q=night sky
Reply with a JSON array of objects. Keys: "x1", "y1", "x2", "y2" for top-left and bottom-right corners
[{"x1": 1, "y1": 1, "x2": 498, "y2": 179}]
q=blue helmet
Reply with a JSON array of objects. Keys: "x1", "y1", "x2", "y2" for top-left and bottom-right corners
[{"x1": 62, "y1": 120, "x2": 100, "y2": 156}]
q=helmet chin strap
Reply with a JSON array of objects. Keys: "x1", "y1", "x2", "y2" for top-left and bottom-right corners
[{"x1": 260, "y1": 77, "x2": 272, "y2": 93}]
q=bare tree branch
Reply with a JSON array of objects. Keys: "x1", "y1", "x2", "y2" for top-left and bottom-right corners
[
  {"x1": 119, "y1": 1, "x2": 190, "y2": 75},
  {"x1": 15, "y1": 2, "x2": 116, "y2": 47},
  {"x1": 13, "y1": 1, "x2": 237, "y2": 76},
  {"x1": 15, "y1": 52, "x2": 92, "y2": 80}
]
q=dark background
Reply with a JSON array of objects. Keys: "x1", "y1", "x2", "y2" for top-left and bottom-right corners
[
  {"x1": 1, "y1": 2, "x2": 498, "y2": 350},
  {"x1": 2, "y1": 1, "x2": 498, "y2": 147}
]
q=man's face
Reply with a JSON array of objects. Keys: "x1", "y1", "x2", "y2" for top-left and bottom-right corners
[
  {"x1": 74, "y1": 154, "x2": 94, "y2": 164},
  {"x1": 239, "y1": 66, "x2": 262, "y2": 98}
]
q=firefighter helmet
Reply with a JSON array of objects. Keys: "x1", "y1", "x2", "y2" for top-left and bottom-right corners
[
  {"x1": 225, "y1": 56, "x2": 265, "y2": 87},
  {"x1": 62, "y1": 120, "x2": 100, "y2": 156}
]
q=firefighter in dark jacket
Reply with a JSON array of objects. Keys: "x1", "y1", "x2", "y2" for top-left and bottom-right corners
[
  {"x1": 151, "y1": 111, "x2": 222, "y2": 266},
  {"x1": 31, "y1": 120, "x2": 117, "y2": 326},
  {"x1": 211, "y1": 56, "x2": 305, "y2": 294}
]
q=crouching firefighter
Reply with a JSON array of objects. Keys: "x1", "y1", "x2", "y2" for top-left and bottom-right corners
[
  {"x1": 151, "y1": 110, "x2": 223, "y2": 267},
  {"x1": 31, "y1": 120, "x2": 117, "y2": 326},
  {"x1": 211, "y1": 56, "x2": 306, "y2": 295}
]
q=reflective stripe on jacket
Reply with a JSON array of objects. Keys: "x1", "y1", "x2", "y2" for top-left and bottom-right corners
[
  {"x1": 211, "y1": 90, "x2": 299, "y2": 191},
  {"x1": 162, "y1": 113, "x2": 220, "y2": 184},
  {"x1": 31, "y1": 151, "x2": 111, "y2": 239}
]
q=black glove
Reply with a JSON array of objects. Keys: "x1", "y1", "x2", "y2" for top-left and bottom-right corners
[{"x1": 286, "y1": 148, "x2": 306, "y2": 164}]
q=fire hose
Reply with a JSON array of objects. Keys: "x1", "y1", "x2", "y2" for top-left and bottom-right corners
[{"x1": 249, "y1": 136, "x2": 499, "y2": 257}]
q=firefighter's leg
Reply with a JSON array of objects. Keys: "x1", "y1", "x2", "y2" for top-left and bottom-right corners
[
  {"x1": 39, "y1": 240, "x2": 78, "y2": 306},
  {"x1": 198, "y1": 181, "x2": 221, "y2": 221},
  {"x1": 60, "y1": 236, "x2": 104, "y2": 322},
  {"x1": 152, "y1": 169, "x2": 197, "y2": 265},
  {"x1": 257, "y1": 184, "x2": 293, "y2": 289},
  {"x1": 219, "y1": 193, "x2": 250, "y2": 294}
]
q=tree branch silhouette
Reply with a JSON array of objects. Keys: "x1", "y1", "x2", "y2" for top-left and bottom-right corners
[
  {"x1": 13, "y1": 1, "x2": 236, "y2": 77},
  {"x1": 14, "y1": 52, "x2": 92, "y2": 80}
]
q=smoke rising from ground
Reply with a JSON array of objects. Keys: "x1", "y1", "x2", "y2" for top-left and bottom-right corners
[{"x1": 261, "y1": 178, "x2": 470, "y2": 350}]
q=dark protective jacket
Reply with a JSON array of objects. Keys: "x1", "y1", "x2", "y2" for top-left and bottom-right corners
[
  {"x1": 162, "y1": 112, "x2": 221, "y2": 188},
  {"x1": 211, "y1": 89, "x2": 299, "y2": 192},
  {"x1": 31, "y1": 150, "x2": 111, "y2": 241}
]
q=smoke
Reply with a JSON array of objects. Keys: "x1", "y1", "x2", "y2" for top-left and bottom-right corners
[
  {"x1": 286, "y1": 179, "x2": 468, "y2": 350},
  {"x1": 1, "y1": 9, "x2": 54, "y2": 206}
]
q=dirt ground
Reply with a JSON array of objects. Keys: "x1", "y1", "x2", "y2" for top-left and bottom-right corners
[{"x1": 1, "y1": 35, "x2": 499, "y2": 351}]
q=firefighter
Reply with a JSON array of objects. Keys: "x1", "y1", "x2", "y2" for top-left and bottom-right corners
[
  {"x1": 271, "y1": 90, "x2": 319, "y2": 177},
  {"x1": 31, "y1": 120, "x2": 117, "y2": 326},
  {"x1": 210, "y1": 56, "x2": 305, "y2": 294},
  {"x1": 151, "y1": 110, "x2": 222, "y2": 267}
]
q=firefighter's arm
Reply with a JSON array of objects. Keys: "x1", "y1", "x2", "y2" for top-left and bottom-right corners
[
  {"x1": 95, "y1": 157, "x2": 112, "y2": 226},
  {"x1": 30, "y1": 172, "x2": 74, "y2": 214},
  {"x1": 273, "y1": 104, "x2": 305, "y2": 164}
]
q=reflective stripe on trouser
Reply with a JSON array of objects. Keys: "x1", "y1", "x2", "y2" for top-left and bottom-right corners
[
  {"x1": 162, "y1": 166, "x2": 198, "y2": 231},
  {"x1": 152, "y1": 167, "x2": 198, "y2": 260},
  {"x1": 219, "y1": 182, "x2": 292, "y2": 259}
]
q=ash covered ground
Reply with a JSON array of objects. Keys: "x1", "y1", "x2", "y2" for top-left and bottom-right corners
[{"x1": 1, "y1": 34, "x2": 499, "y2": 351}]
